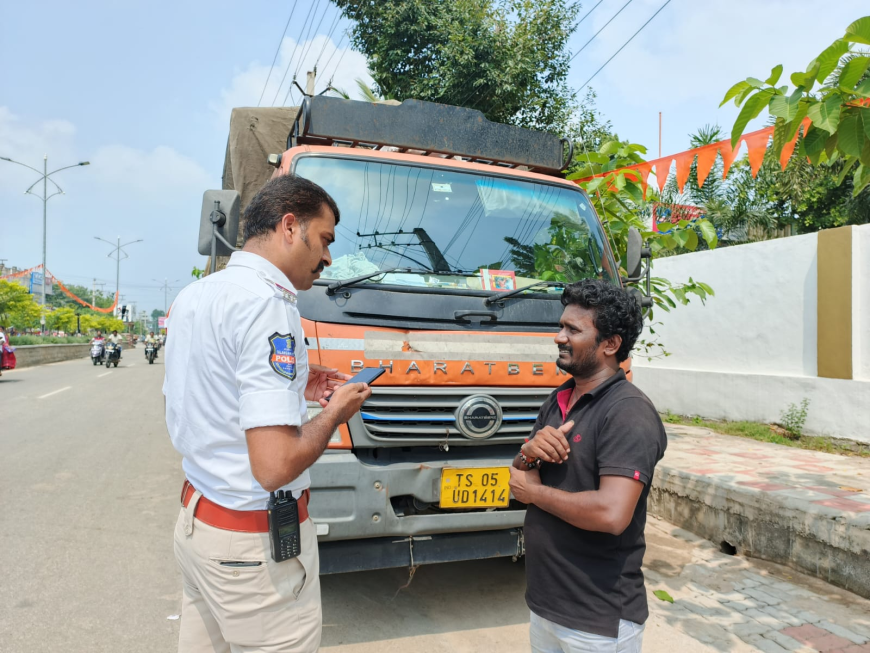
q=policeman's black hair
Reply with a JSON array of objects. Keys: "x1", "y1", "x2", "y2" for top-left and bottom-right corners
[
  {"x1": 560, "y1": 279, "x2": 643, "y2": 363},
  {"x1": 243, "y1": 174, "x2": 340, "y2": 242}
]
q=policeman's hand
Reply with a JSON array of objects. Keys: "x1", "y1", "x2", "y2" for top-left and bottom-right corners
[
  {"x1": 509, "y1": 466, "x2": 542, "y2": 505},
  {"x1": 522, "y1": 421, "x2": 574, "y2": 464},
  {"x1": 322, "y1": 381, "x2": 372, "y2": 423},
  {"x1": 306, "y1": 364, "x2": 353, "y2": 403}
]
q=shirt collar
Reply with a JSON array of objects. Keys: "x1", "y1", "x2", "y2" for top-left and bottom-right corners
[
  {"x1": 555, "y1": 368, "x2": 627, "y2": 400},
  {"x1": 226, "y1": 251, "x2": 298, "y2": 295}
]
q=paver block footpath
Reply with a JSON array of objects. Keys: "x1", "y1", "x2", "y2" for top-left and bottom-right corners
[
  {"x1": 817, "y1": 621, "x2": 869, "y2": 645},
  {"x1": 642, "y1": 517, "x2": 870, "y2": 653},
  {"x1": 781, "y1": 624, "x2": 857, "y2": 650},
  {"x1": 648, "y1": 424, "x2": 870, "y2": 599}
]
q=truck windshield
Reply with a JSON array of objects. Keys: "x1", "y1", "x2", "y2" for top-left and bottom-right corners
[{"x1": 294, "y1": 155, "x2": 618, "y2": 293}]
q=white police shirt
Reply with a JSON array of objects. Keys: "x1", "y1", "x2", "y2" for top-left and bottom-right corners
[{"x1": 163, "y1": 251, "x2": 310, "y2": 510}]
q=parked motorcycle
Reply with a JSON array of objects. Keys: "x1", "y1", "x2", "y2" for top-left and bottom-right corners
[
  {"x1": 145, "y1": 341, "x2": 156, "y2": 365},
  {"x1": 90, "y1": 341, "x2": 106, "y2": 366},
  {"x1": 105, "y1": 342, "x2": 121, "y2": 368}
]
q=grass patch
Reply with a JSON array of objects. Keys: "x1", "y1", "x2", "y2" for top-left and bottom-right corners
[
  {"x1": 661, "y1": 411, "x2": 870, "y2": 458},
  {"x1": 9, "y1": 335, "x2": 91, "y2": 345}
]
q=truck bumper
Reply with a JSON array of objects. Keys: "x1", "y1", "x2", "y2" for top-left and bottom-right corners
[
  {"x1": 308, "y1": 452, "x2": 526, "y2": 542},
  {"x1": 318, "y1": 528, "x2": 525, "y2": 575}
]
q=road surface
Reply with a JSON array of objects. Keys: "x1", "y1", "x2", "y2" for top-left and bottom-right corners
[{"x1": 2, "y1": 356, "x2": 868, "y2": 652}]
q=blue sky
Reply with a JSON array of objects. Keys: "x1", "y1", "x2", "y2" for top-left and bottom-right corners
[{"x1": 1, "y1": 0, "x2": 867, "y2": 315}]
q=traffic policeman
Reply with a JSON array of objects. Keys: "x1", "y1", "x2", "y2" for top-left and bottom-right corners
[{"x1": 164, "y1": 174, "x2": 371, "y2": 652}]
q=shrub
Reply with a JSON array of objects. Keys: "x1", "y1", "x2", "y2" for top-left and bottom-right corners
[
  {"x1": 9, "y1": 335, "x2": 90, "y2": 345},
  {"x1": 779, "y1": 399, "x2": 810, "y2": 440}
]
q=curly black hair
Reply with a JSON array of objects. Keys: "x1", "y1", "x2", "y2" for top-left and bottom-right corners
[{"x1": 560, "y1": 279, "x2": 643, "y2": 362}]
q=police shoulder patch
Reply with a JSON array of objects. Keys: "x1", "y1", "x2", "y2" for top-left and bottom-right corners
[{"x1": 268, "y1": 332, "x2": 297, "y2": 380}]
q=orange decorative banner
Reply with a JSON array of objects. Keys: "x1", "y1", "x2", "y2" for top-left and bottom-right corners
[
  {"x1": 1, "y1": 264, "x2": 118, "y2": 314},
  {"x1": 50, "y1": 271, "x2": 118, "y2": 314},
  {"x1": 575, "y1": 119, "x2": 811, "y2": 194}
]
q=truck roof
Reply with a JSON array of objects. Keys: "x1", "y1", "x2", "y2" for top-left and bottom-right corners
[{"x1": 223, "y1": 101, "x2": 573, "y2": 215}]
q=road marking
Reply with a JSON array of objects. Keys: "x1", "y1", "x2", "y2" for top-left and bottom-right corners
[
  {"x1": 127, "y1": 363, "x2": 136, "y2": 367},
  {"x1": 98, "y1": 371, "x2": 113, "y2": 378},
  {"x1": 38, "y1": 386, "x2": 71, "y2": 399}
]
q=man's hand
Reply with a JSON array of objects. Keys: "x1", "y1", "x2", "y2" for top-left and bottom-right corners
[
  {"x1": 305, "y1": 364, "x2": 352, "y2": 403},
  {"x1": 522, "y1": 421, "x2": 574, "y2": 464},
  {"x1": 509, "y1": 466, "x2": 543, "y2": 505},
  {"x1": 322, "y1": 381, "x2": 372, "y2": 424}
]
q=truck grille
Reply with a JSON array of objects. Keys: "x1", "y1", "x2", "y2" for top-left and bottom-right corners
[{"x1": 359, "y1": 387, "x2": 552, "y2": 442}]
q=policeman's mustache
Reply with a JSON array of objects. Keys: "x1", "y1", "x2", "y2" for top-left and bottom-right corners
[
  {"x1": 312, "y1": 261, "x2": 325, "y2": 274},
  {"x1": 558, "y1": 345, "x2": 572, "y2": 355}
]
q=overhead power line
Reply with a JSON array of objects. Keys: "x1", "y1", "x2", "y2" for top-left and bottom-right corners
[
  {"x1": 271, "y1": 0, "x2": 318, "y2": 106},
  {"x1": 292, "y1": 0, "x2": 330, "y2": 80},
  {"x1": 280, "y1": 0, "x2": 325, "y2": 106},
  {"x1": 313, "y1": 10, "x2": 343, "y2": 69},
  {"x1": 577, "y1": 0, "x2": 673, "y2": 90},
  {"x1": 568, "y1": 0, "x2": 634, "y2": 64},
  {"x1": 257, "y1": 0, "x2": 299, "y2": 107}
]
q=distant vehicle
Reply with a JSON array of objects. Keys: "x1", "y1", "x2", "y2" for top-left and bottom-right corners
[
  {"x1": 145, "y1": 341, "x2": 157, "y2": 365},
  {"x1": 105, "y1": 343, "x2": 121, "y2": 368},
  {"x1": 90, "y1": 341, "x2": 106, "y2": 366}
]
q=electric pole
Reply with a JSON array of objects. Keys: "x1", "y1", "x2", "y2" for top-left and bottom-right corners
[
  {"x1": 0, "y1": 155, "x2": 90, "y2": 327},
  {"x1": 153, "y1": 278, "x2": 181, "y2": 314},
  {"x1": 95, "y1": 236, "x2": 143, "y2": 307},
  {"x1": 92, "y1": 278, "x2": 106, "y2": 306}
]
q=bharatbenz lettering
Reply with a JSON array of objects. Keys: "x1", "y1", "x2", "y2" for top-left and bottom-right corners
[{"x1": 203, "y1": 96, "x2": 641, "y2": 573}]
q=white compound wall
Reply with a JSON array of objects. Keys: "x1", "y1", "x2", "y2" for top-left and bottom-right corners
[{"x1": 631, "y1": 224, "x2": 870, "y2": 443}]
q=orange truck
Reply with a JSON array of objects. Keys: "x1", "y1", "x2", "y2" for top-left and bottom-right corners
[{"x1": 200, "y1": 96, "x2": 645, "y2": 573}]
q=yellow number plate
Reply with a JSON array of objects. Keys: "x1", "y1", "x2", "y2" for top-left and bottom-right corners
[{"x1": 440, "y1": 467, "x2": 510, "y2": 509}]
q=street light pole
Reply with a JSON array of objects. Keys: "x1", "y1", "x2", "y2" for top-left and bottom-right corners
[
  {"x1": 0, "y1": 154, "x2": 90, "y2": 330},
  {"x1": 95, "y1": 236, "x2": 143, "y2": 313}
]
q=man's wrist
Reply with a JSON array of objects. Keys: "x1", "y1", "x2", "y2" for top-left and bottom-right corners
[{"x1": 519, "y1": 446, "x2": 541, "y2": 469}]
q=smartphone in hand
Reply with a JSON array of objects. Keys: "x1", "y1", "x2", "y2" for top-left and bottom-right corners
[{"x1": 325, "y1": 367, "x2": 385, "y2": 401}]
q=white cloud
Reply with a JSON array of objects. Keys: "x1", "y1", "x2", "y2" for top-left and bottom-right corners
[
  {"x1": 0, "y1": 107, "x2": 78, "y2": 189},
  {"x1": 89, "y1": 144, "x2": 212, "y2": 194},
  {"x1": 210, "y1": 33, "x2": 373, "y2": 128},
  {"x1": 0, "y1": 107, "x2": 214, "y2": 313}
]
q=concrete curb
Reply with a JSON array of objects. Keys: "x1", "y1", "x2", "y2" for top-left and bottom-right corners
[
  {"x1": 10, "y1": 343, "x2": 92, "y2": 368},
  {"x1": 649, "y1": 442, "x2": 870, "y2": 600}
]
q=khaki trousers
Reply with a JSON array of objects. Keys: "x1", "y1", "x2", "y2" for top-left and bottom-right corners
[{"x1": 173, "y1": 493, "x2": 322, "y2": 653}]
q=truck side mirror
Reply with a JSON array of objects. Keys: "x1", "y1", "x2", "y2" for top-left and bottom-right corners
[
  {"x1": 625, "y1": 227, "x2": 643, "y2": 281},
  {"x1": 198, "y1": 190, "x2": 240, "y2": 266}
]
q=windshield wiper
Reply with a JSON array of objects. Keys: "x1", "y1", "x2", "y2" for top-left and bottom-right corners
[
  {"x1": 325, "y1": 267, "x2": 433, "y2": 295},
  {"x1": 483, "y1": 280, "x2": 565, "y2": 306}
]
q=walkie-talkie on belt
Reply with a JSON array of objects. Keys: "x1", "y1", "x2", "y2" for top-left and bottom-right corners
[{"x1": 268, "y1": 490, "x2": 301, "y2": 562}]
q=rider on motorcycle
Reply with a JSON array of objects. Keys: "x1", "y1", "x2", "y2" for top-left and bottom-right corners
[
  {"x1": 91, "y1": 331, "x2": 105, "y2": 344},
  {"x1": 144, "y1": 331, "x2": 159, "y2": 358},
  {"x1": 107, "y1": 330, "x2": 123, "y2": 351}
]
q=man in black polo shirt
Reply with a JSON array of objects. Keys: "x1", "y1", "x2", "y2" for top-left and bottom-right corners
[{"x1": 509, "y1": 279, "x2": 666, "y2": 652}]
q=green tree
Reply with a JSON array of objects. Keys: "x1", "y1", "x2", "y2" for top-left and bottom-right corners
[
  {"x1": 566, "y1": 141, "x2": 717, "y2": 317},
  {"x1": 0, "y1": 279, "x2": 42, "y2": 329},
  {"x1": 333, "y1": 0, "x2": 591, "y2": 136},
  {"x1": 45, "y1": 307, "x2": 78, "y2": 333},
  {"x1": 725, "y1": 15, "x2": 870, "y2": 197},
  {"x1": 46, "y1": 283, "x2": 113, "y2": 310}
]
